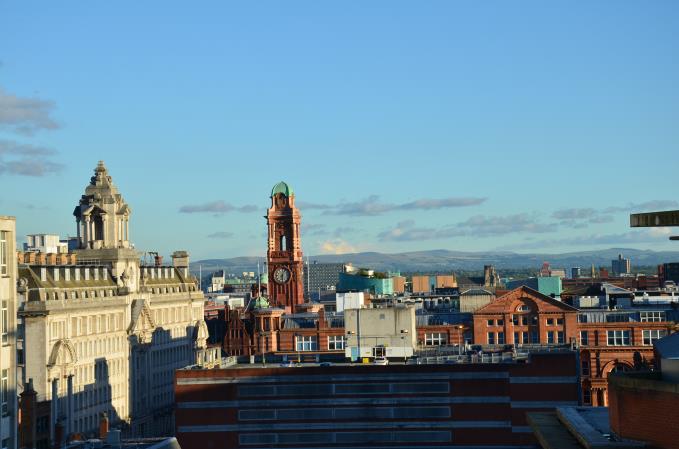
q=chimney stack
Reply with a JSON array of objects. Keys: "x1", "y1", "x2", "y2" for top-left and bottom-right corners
[{"x1": 99, "y1": 412, "x2": 109, "y2": 440}]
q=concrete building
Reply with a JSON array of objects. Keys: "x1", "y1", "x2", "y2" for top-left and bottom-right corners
[
  {"x1": 24, "y1": 234, "x2": 68, "y2": 254},
  {"x1": 0, "y1": 217, "x2": 18, "y2": 449},
  {"x1": 506, "y1": 276, "x2": 562, "y2": 297},
  {"x1": 334, "y1": 292, "x2": 364, "y2": 313},
  {"x1": 459, "y1": 288, "x2": 494, "y2": 313},
  {"x1": 611, "y1": 253, "x2": 631, "y2": 277},
  {"x1": 337, "y1": 270, "x2": 393, "y2": 296},
  {"x1": 16, "y1": 162, "x2": 213, "y2": 443},
  {"x1": 303, "y1": 262, "x2": 344, "y2": 296},
  {"x1": 659, "y1": 262, "x2": 679, "y2": 286},
  {"x1": 175, "y1": 351, "x2": 580, "y2": 449},
  {"x1": 344, "y1": 307, "x2": 417, "y2": 360}
]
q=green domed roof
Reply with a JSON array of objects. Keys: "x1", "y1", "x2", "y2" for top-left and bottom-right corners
[
  {"x1": 253, "y1": 296, "x2": 270, "y2": 309},
  {"x1": 271, "y1": 181, "x2": 294, "y2": 197}
]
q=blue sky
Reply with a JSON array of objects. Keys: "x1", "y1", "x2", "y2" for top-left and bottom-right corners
[{"x1": 1, "y1": 1, "x2": 678, "y2": 260}]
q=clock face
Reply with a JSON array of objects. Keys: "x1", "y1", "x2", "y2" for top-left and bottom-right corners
[{"x1": 273, "y1": 267, "x2": 291, "y2": 284}]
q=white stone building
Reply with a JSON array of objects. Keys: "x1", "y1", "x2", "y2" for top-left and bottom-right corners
[
  {"x1": 17, "y1": 162, "x2": 213, "y2": 442},
  {"x1": 0, "y1": 217, "x2": 18, "y2": 449}
]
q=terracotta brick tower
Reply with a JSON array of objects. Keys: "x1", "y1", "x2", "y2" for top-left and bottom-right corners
[{"x1": 266, "y1": 182, "x2": 304, "y2": 312}]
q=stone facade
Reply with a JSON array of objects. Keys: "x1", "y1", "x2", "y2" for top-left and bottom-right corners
[
  {"x1": 17, "y1": 162, "x2": 211, "y2": 443},
  {"x1": 0, "y1": 216, "x2": 18, "y2": 449}
]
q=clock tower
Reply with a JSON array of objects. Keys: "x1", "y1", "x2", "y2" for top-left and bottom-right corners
[{"x1": 266, "y1": 181, "x2": 305, "y2": 312}]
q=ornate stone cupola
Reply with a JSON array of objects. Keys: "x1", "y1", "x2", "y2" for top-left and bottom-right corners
[{"x1": 73, "y1": 161, "x2": 132, "y2": 250}]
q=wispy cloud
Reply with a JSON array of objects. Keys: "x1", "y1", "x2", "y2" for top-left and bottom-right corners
[
  {"x1": 0, "y1": 87, "x2": 60, "y2": 135},
  {"x1": 498, "y1": 228, "x2": 673, "y2": 250},
  {"x1": 322, "y1": 195, "x2": 486, "y2": 216},
  {"x1": 552, "y1": 200, "x2": 678, "y2": 229},
  {"x1": 301, "y1": 223, "x2": 329, "y2": 236},
  {"x1": 207, "y1": 231, "x2": 234, "y2": 239},
  {"x1": 179, "y1": 201, "x2": 257, "y2": 215},
  {"x1": 604, "y1": 200, "x2": 679, "y2": 213},
  {"x1": 0, "y1": 140, "x2": 63, "y2": 176},
  {"x1": 378, "y1": 214, "x2": 556, "y2": 242}
]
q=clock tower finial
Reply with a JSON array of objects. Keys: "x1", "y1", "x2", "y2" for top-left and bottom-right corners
[{"x1": 266, "y1": 181, "x2": 304, "y2": 312}]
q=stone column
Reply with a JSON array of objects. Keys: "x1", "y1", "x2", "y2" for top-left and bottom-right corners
[
  {"x1": 76, "y1": 219, "x2": 81, "y2": 247},
  {"x1": 83, "y1": 217, "x2": 91, "y2": 248},
  {"x1": 125, "y1": 218, "x2": 130, "y2": 243},
  {"x1": 101, "y1": 215, "x2": 107, "y2": 247},
  {"x1": 66, "y1": 375, "x2": 74, "y2": 437},
  {"x1": 50, "y1": 378, "x2": 58, "y2": 444}
]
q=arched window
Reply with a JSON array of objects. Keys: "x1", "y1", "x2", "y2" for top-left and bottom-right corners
[{"x1": 280, "y1": 235, "x2": 287, "y2": 251}]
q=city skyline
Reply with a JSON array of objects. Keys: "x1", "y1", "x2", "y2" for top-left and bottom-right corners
[{"x1": 2, "y1": 1, "x2": 679, "y2": 259}]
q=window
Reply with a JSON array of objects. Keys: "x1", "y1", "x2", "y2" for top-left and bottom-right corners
[
  {"x1": 547, "y1": 331, "x2": 555, "y2": 344},
  {"x1": 557, "y1": 331, "x2": 565, "y2": 344},
  {"x1": 514, "y1": 332, "x2": 520, "y2": 345},
  {"x1": 522, "y1": 331, "x2": 529, "y2": 344},
  {"x1": 424, "y1": 333, "x2": 447, "y2": 346},
  {"x1": 487, "y1": 319, "x2": 494, "y2": 326},
  {"x1": 531, "y1": 330, "x2": 539, "y2": 344},
  {"x1": 580, "y1": 331, "x2": 589, "y2": 346},
  {"x1": 517, "y1": 305, "x2": 530, "y2": 312},
  {"x1": 640, "y1": 311, "x2": 665, "y2": 322},
  {"x1": 557, "y1": 318, "x2": 564, "y2": 325},
  {"x1": 642, "y1": 329, "x2": 667, "y2": 345},
  {"x1": 583, "y1": 389, "x2": 592, "y2": 405},
  {"x1": 1, "y1": 300, "x2": 7, "y2": 345},
  {"x1": 607, "y1": 330, "x2": 631, "y2": 346},
  {"x1": 497, "y1": 319, "x2": 504, "y2": 326},
  {"x1": 1, "y1": 369, "x2": 7, "y2": 416},
  {"x1": 522, "y1": 316, "x2": 529, "y2": 326},
  {"x1": 512, "y1": 315, "x2": 519, "y2": 325},
  {"x1": 487, "y1": 332, "x2": 495, "y2": 345},
  {"x1": 497, "y1": 332, "x2": 505, "y2": 345},
  {"x1": 546, "y1": 318, "x2": 554, "y2": 326},
  {"x1": 581, "y1": 360, "x2": 590, "y2": 376},
  {"x1": 295, "y1": 336, "x2": 318, "y2": 352},
  {"x1": 328, "y1": 335, "x2": 345, "y2": 350},
  {"x1": 0, "y1": 231, "x2": 7, "y2": 276}
]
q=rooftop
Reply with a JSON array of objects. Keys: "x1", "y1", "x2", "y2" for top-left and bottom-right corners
[{"x1": 528, "y1": 407, "x2": 646, "y2": 449}]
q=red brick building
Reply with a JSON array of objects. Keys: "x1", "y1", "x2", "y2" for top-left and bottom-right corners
[
  {"x1": 220, "y1": 285, "x2": 678, "y2": 408},
  {"x1": 472, "y1": 287, "x2": 579, "y2": 347},
  {"x1": 175, "y1": 352, "x2": 579, "y2": 449},
  {"x1": 607, "y1": 332, "x2": 679, "y2": 449}
]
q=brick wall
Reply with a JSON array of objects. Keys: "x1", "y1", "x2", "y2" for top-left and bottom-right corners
[{"x1": 609, "y1": 373, "x2": 679, "y2": 449}]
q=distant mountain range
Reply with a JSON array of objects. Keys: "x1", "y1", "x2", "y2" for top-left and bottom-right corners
[{"x1": 192, "y1": 248, "x2": 679, "y2": 275}]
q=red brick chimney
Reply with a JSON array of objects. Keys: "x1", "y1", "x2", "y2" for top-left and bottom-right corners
[
  {"x1": 19, "y1": 379, "x2": 37, "y2": 449},
  {"x1": 99, "y1": 412, "x2": 109, "y2": 439},
  {"x1": 54, "y1": 419, "x2": 64, "y2": 449}
]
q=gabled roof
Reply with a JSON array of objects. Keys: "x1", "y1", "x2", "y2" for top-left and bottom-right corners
[{"x1": 475, "y1": 286, "x2": 579, "y2": 314}]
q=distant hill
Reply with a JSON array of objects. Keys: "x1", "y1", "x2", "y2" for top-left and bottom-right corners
[{"x1": 192, "y1": 248, "x2": 679, "y2": 275}]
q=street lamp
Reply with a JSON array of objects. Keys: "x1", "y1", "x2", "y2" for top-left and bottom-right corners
[
  {"x1": 455, "y1": 325, "x2": 466, "y2": 356},
  {"x1": 400, "y1": 329, "x2": 409, "y2": 363}
]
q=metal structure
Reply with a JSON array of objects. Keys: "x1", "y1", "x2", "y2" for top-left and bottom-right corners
[{"x1": 630, "y1": 209, "x2": 679, "y2": 240}]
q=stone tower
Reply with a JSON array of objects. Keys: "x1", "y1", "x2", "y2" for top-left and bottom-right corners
[
  {"x1": 266, "y1": 181, "x2": 304, "y2": 312},
  {"x1": 73, "y1": 160, "x2": 131, "y2": 250},
  {"x1": 73, "y1": 161, "x2": 139, "y2": 293}
]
